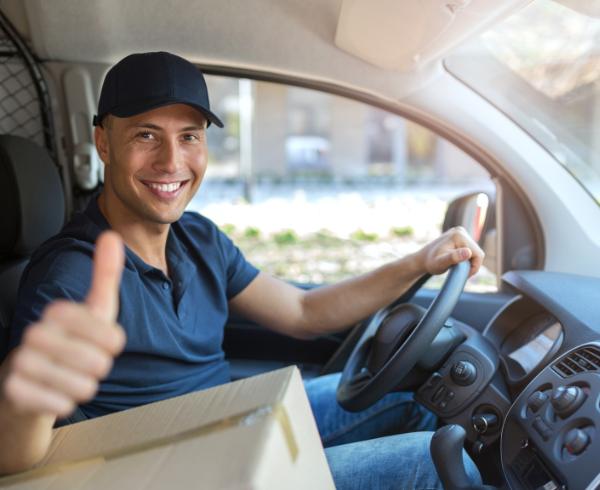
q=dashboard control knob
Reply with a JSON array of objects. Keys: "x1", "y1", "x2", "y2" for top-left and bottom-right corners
[
  {"x1": 550, "y1": 385, "x2": 585, "y2": 418},
  {"x1": 472, "y1": 413, "x2": 499, "y2": 434},
  {"x1": 450, "y1": 360, "x2": 477, "y2": 386},
  {"x1": 527, "y1": 391, "x2": 548, "y2": 413},
  {"x1": 564, "y1": 428, "x2": 589, "y2": 455}
]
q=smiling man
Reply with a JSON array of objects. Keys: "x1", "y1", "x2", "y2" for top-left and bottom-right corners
[{"x1": 0, "y1": 52, "x2": 482, "y2": 488}]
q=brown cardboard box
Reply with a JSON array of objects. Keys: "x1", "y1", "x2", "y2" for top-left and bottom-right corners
[{"x1": 0, "y1": 366, "x2": 335, "y2": 489}]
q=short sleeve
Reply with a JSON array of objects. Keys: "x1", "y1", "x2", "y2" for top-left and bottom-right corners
[
  {"x1": 215, "y1": 229, "x2": 259, "y2": 299},
  {"x1": 9, "y1": 246, "x2": 93, "y2": 351}
]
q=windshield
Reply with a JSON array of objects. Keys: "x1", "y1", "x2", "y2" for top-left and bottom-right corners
[{"x1": 446, "y1": 0, "x2": 600, "y2": 204}]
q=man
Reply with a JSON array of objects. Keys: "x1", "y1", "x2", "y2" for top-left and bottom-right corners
[{"x1": 0, "y1": 52, "x2": 483, "y2": 487}]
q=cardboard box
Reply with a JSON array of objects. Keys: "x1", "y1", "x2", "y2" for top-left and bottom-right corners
[{"x1": 0, "y1": 366, "x2": 335, "y2": 489}]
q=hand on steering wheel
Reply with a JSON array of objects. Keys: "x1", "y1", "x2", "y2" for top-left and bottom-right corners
[{"x1": 336, "y1": 260, "x2": 470, "y2": 411}]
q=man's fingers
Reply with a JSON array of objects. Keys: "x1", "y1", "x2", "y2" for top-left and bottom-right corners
[
  {"x1": 11, "y1": 347, "x2": 98, "y2": 403},
  {"x1": 1, "y1": 232, "x2": 127, "y2": 420},
  {"x1": 86, "y1": 231, "x2": 125, "y2": 321},
  {"x1": 3, "y1": 371, "x2": 75, "y2": 417},
  {"x1": 449, "y1": 227, "x2": 485, "y2": 276},
  {"x1": 433, "y1": 247, "x2": 471, "y2": 272},
  {"x1": 23, "y1": 322, "x2": 115, "y2": 378},
  {"x1": 468, "y1": 249, "x2": 483, "y2": 277},
  {"x1": 42, "y1": 302, "x2": 126, "y2": 357}
]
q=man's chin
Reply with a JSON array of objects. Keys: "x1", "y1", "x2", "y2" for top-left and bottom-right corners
[{"x1": 144, "y1": 209, "x2": 186, "y2": 226}]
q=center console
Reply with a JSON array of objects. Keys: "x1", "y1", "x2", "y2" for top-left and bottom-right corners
[{"x1": 501, "y1": 343, "x2": 600, "y2": 490}]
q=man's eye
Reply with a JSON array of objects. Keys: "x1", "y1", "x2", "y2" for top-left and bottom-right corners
[
  {"x1": 137, "y1": 131, "x2": 155, "y2": 140},
  {"x1": 182, "y1": 134, "x2": 199, "y2": 142}
]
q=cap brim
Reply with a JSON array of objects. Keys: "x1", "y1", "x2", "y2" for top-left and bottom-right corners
[{"x1": 97, "y1": 97, "x2": 224, "y2": 128}]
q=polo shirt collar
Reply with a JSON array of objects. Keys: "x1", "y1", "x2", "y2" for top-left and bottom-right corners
[{"x1": 84, "y1": 195, "x2": 193, "y2": 282}]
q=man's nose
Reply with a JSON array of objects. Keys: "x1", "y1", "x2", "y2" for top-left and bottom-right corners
[{"x1": 154, "y1": 138, "x2": 182, "y2": 173}]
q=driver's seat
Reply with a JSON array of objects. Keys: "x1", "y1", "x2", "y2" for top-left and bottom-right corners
[{"x1": 0, "y1": 135, "x2": 65, "y2": 361}]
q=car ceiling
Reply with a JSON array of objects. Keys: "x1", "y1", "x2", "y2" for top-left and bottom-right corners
[{"x1": 1, "y1": 0, "x2": 529, "y2": 102}]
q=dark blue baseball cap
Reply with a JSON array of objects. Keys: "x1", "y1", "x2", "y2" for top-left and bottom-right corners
[{"x1": 93, "y1": 51, "x2": 223, "y2": 128}]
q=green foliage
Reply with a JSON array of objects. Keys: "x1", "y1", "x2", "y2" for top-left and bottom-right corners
[
  {"x1": 243, "y1": 226, "x2": 261, "y2": 239},
  {"x1": 390, "y1": 226, "x2": 414, "y2": 238},
  {"x1": 314, "y1": 229, "x2": 345, "y2": 247},
  {"x1": 351, "y1": 229, "x2": 378, "y2": 242},
  {"x1": 221, "y1": 223, "x2": 236, "y2": 235},
  {"x1": 273, "y1": 229, "x2": 299, "y2": 245}
]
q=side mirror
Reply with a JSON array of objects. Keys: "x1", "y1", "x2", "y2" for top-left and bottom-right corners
[{"x1": 442, "y1": 191, "x2": 497, "y2": 275}]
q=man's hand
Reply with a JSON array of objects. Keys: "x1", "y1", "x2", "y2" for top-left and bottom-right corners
[
  {"x1": 417, "y1": 226, "x2": 484, "y2": 277},
  {"x1": 1, "y1": 231, "x2": 126, "y2": 418}
]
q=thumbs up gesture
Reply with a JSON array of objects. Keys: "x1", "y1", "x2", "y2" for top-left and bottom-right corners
[{"x1": 1, "y1": 232, "x2": 127, "y2": 418}]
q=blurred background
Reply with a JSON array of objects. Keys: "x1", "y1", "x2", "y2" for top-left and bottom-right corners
[{"x1": 188, "y1": 0, "x2": 600, "y2": 293}]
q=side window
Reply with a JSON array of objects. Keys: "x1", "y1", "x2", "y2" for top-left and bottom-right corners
[{"x1": 188, "y1": 76, "x2": 497, "y2": 293}]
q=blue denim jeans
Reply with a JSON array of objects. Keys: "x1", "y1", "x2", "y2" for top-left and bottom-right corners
[{"x1": 304, "y1": 373, "x2": 482, "y2": 490}]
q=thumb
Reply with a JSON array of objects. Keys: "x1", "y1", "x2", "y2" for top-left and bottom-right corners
[{"x1": 86, "y1": 231, "x2": 125, "y2": 321}]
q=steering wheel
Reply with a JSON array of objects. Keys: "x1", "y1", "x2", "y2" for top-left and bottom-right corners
[{"x1": 336, "y1": 260, "x2": 470, "y2": 411}]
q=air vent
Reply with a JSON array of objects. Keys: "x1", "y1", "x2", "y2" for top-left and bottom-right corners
[{"x1": 553, "y1": 345, "x2": 600, "y2": 378}]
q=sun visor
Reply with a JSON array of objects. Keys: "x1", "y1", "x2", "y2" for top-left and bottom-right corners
[{"x1": 335, "y1": 0, "x2": 531, "y2": 71}]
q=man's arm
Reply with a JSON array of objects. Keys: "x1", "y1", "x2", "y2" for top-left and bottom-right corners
[
  {"x1": 229, "y1": 227, "x2": 484, "y2": 339},
  {"x1": 0, "y1": 232, "x2": 126, "y2": 475}
]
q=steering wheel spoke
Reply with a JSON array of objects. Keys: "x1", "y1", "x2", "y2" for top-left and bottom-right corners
[{"x1": 337, "y1": 261, "x2": 470, "y2": 412}]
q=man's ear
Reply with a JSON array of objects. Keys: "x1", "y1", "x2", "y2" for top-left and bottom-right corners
[{"x1": 94, "y1": 125, "x2": 110, "y2": 165}]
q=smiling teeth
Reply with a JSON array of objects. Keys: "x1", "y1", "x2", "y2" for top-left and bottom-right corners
[{"x1": 148, "y1": 182, "x2": 182, "y2": 192}]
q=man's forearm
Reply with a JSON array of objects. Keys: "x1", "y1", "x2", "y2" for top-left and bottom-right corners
[
  {"x1": 0, "y1": 397, "x2": 55, "y2": 475},
  {"x1": 229, "y1": 251, "x2": 427, "y2": 339},
  {"x1": 229, "y1": 227, "x2": 483, "y2": 339},
  {"x1": 299, "y1": 251, "x2": 425, "y2": 336}
]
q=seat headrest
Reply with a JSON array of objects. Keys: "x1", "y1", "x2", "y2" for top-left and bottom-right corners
[{"x1": 0, "y1": 135, "x2": 65, "y2": 257}]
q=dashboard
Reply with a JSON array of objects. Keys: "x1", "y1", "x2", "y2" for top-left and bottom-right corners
[
  {"x1": 497, "y1": 272, "x2": 600, "y2": 490},
  {"x1": 503, "y1": 316, "x2": 562, "y2": 380},
  {"x1": 417, "y1": 270, "x2": 600, "y2": 489},
  {"x1": 501, "y1": 342, "x2": 600, "y2": 490}
]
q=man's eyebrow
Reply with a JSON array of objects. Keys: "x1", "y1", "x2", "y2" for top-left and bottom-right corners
[
  {"x1": 129, "y1": 123, "x2": 162, "y2": 130},
  {"x1": 127, "y1": 123, "x2": 206, "y2": 131},
  {"x1": 179, "y1": 125, "x2": 206, "y2": 132}
]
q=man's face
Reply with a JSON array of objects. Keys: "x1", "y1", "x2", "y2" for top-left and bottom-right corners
[{"x1": 95, "y1": 103, "x2": 208, "y2": 225}]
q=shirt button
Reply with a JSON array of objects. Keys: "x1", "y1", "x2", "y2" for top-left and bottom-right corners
[{"x1": 162, "y1": 281, "x2": 170, "y2": 290}]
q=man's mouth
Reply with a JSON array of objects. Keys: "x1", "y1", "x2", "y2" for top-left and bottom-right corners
[{"x1": 141, "y1": 180, "x2": 189, "y2": 198}]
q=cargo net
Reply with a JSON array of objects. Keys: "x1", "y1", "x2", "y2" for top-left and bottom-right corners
[{"x1": 0, "y1": 36, "x2": 45, "y2": 147}]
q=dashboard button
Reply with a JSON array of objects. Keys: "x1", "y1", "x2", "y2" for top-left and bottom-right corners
[
  {"x1": 438, "y1": 390, "x2": 455, "y2": 410},
  {"x1": 472, "y1": 413, "x2": 499, "y2": 434},
  {"x1": 550, "y1": 385, "x2": 585, "y2": 418},
  {"x1": 432, "y1": 385, "x2": 447, "y2": 404},
  {"x1": 527, "y1": 391, "x2": 548, "y2": 413},
  {"x1": 533, "y1": 416, "x2": 553, "y2": 440},
  {"x1": 425, "y1": 372, "x2": 443, "y2": 390},
  {"x1": 450, "y1": 360, "x2": 477, "y2": 386},
  {"x1": 564, "y1": 428, "x2": 590, "y2": 455}
]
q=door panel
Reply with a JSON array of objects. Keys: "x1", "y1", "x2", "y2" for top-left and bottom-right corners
[{"x1": 224, "y1": 289, "x2": 513, "y2": 380}]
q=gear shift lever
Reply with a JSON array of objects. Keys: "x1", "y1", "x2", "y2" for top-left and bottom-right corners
[
  {"x1": 430, "y1": 425, "x2": 499, "y2": 490},
  {"x1": 431, "y1": 425, "x2": 474, "y2": 489}
]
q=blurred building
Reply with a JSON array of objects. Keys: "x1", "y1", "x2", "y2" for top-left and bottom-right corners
[{"x1": 205, "y1": 77, "x2": 488, "y2": 185}]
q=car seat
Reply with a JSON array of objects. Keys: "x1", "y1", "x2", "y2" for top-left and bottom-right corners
[{"x1": 0, "y1": 135, "x2": 65, "y2": 361}]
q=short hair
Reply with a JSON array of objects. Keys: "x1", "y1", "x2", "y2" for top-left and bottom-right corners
[{"x1": 100, "y1": 114, "x2": 114, "y2": 130}]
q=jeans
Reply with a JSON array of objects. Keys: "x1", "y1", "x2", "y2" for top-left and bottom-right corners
[{"x1": 304, "y1": 373, "x2": 482, "y2": 490}]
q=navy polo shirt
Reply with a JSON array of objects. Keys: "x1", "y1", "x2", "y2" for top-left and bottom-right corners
[{"x1": 9, "y1": 197, "x2": 259, "y2": 419}]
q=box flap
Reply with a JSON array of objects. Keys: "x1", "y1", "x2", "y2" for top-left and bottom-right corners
[{"x1": 40, "y1": 367, "x2": 294, "y2": 467}]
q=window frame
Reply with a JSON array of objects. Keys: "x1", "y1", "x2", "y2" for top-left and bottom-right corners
[{"x1": 194, "y1": 64, "x2": 545, "y2": 291}]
